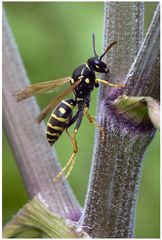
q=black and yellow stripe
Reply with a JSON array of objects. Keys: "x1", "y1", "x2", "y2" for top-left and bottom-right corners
[{"x1": 46, "y1": 99, "x2": 76, "y2": 146}]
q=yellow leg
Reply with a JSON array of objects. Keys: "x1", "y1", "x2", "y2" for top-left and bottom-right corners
[
  {"x1": 64, "y1": 153, "x2": 76, "y2": 179},
  {"x1": 66, "y1": 129, "x2": 78, "y2": 153},
  {"x1": 66, "y1": 128, "x2": 71, "y2": 139},
  {"x1": 83, "y1": 107, "x2": 105, "y2": 141},
  {"x1": 52, "y1": 153, "x2": 76, "y2": 183},
  {"x1": 96, "y1": 79, "x2": 125, "y2": 88},
  {"x1": 52, "y1": 131, "x2": 79, "y2": 184}
]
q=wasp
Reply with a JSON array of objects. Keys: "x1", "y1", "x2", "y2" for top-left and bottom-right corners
[{"x1": 15, "y1": 33, "x2": 124, "y2": 182}]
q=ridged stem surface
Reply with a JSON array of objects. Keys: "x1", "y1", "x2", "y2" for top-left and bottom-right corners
[
  {"x1": 80, "y1": 3, "x2": 159, "y2": 238},
  {"x1": 3, "y1": 9, "x2": 81, "y2": 221}
]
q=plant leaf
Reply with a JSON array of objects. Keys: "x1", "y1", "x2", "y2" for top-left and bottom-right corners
[
  {"x1": 112, "y1": 95, "x2": 160, "y2": 129},
  {"x1": 3, "y1": 193, "x2": 89, "y2": 238}
]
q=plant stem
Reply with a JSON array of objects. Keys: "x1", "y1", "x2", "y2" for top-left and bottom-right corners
[
  {"x1": 99, "y1": 2, "x2": 144, "y2": 101},
  {"x1": 125, "y1": 3, "x2": 160, "y2": 100},
  {"x1": 3, "y1": 9, "x2": 81, "y2": 221},
  {"x1": 80, "y1": 2, "x2": 159, "y2": 238}
]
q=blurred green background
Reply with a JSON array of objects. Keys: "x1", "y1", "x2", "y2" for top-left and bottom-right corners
[{"x1": 3, "y1": 2, "x2": 159, "y2": 238}]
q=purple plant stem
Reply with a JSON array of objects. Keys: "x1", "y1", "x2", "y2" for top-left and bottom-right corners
[
  {"x1": 80, "y1": 3, "x2": 159, "y2": 238},
  {"x1": 3, "y1": 9, "x2": 81, "y2": 221},
  {"x1": 125, "y1": 3, "x2": 160, "y2": 100}
]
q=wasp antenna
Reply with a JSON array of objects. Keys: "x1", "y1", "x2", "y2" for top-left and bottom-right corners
[
  {"x1": 92, "y1": 33, "x2": 99, "y2": 58},
  {"x1": 100, "y1": 41, "x2": 117, "y2": 60}
]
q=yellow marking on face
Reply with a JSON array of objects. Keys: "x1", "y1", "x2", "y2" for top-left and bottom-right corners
[
  {"x1": 51, "y1": 113, "x2": 68, "y2": 122},
  {"x1": 47, "y1": 123, "x2": 64, "y2": 130},
  {"x1": 70, "y1": 79, "x2": 74, "y2": 84},
  {"x1": 95, "y1": 65, "x2": 100, "y2": 69},
  {"x1": 59, "y1": 107, "x2": 66, "y2": 114},
  {"x1": 85, "y1": 78, "x2": 90, "y2": 84},
  {"x1": 62, "y1": 100, "x2": 74, "y2": 109},
  {"x1": 46, "y1": 131, "x2": 60, "y2": 136}
]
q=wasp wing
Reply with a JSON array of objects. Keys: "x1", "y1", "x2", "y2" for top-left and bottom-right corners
[
  {"x1": 14, "y1": 77, "x2": 72, "y2": 102},
  {"x1": 36, "y1": 79, "x2": 81, "y2": 124}
]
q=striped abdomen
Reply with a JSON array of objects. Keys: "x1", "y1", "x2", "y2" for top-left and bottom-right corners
[{"x1": 46, "y1": 99, "x2": 76, "y2": 146}]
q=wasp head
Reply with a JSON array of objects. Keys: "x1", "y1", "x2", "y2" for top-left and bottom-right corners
[
  {"x1": 87, "y1": 57, "x2": 109, "y2": 73},
  {"x1": 88, "y1": 33, "x2": 117, "y2": 73}
]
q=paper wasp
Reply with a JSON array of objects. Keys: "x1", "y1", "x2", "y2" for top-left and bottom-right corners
[{"x1": 15, "y1": 33, "x2": 124, "y2": 183}]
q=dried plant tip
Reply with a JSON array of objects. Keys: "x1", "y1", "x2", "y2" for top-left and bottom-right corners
[
  {"x1": 112, "y1": 94, "x2": 160, "y2": 129},
  {"x1": 145, "y1": 97, "x2": 160, "y2": 130}
]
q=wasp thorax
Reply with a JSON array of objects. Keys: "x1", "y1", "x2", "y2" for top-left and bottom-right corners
[{"x1": 87, "y1": 57, "x2": 109, "y2": 73}]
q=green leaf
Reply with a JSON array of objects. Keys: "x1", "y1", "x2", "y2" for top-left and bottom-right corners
[
  {"x1": 3, "y1": 194, "x2": 89, "y2": 238},
  {"x1": 112, "y1": 95, "x2": 160, "y2": 129}
]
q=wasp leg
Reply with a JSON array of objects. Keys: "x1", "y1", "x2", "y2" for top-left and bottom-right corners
[
  {"x1": 66, "y1": 110, "x2": 80, "y2": 151},
  {"x1": 70, "y1": 110, "x2": 83, "y2": 153},
  {"x1": 52, "y1": 137, "x2": 78, "y2": 184},
  {"x1": 52, "y1": 152, "x2": 76, "y2": 183},
  {"x1": 96, "y1": 79, "x2": 125, "y2": 88},
  {"x1": 83, "y1": 107, "x2": 105, "y2": 140},
  {"x1": 63, "y1": 110, "x2": 84, "y2": 180},
  {"x1": 68, "y1": 110, "x2": 80, "y2": 128},
  {"x1": 52, "y1": 111, "x2": 83, "y2": 184},
  {"x1": 64, "y1": 153, "x2": 76, "y2": 179}
]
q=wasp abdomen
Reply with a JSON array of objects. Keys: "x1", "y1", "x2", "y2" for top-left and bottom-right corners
[{"x1": 46, "y1": 99, "x2": 76, "y2": 146}]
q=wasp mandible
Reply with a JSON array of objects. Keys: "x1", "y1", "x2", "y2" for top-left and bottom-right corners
[{"x1": 15, "y1": 33, "x2": 124, "y2": 182}]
